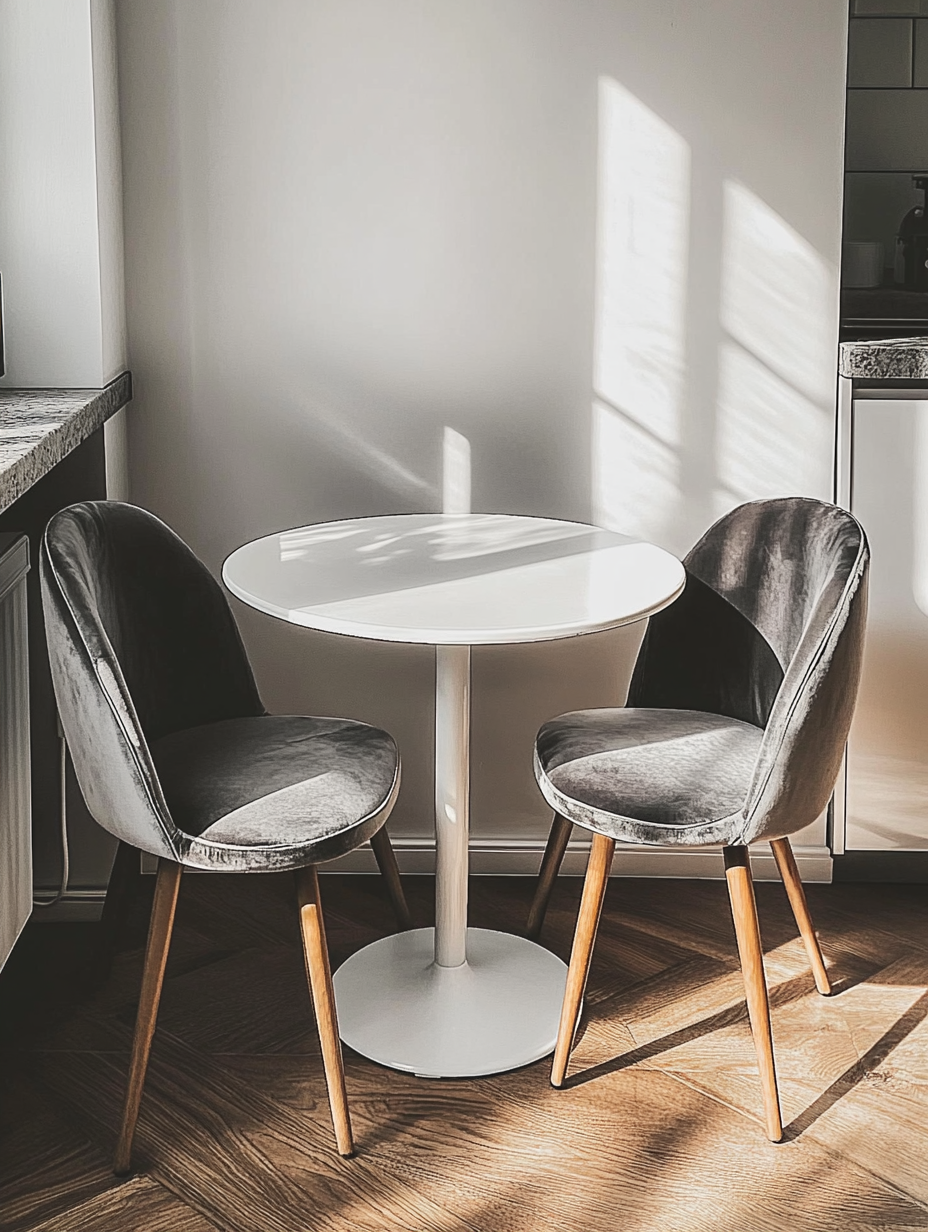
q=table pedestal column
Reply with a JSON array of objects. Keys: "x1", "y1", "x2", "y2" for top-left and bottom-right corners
[
  {"x1": 434, "y1": 644, "x2": 470, "y2": 967},
  {"x1": 332, "y1": 645, "x2": 568, "y2": 1078}
]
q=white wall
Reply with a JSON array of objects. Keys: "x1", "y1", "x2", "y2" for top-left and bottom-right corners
[
  {"x1": 115, "y1": 0, "x2": 848, "y2": 865},
  {"x1": 0, "y1": 0, "x2": 126, "y2": 388}
]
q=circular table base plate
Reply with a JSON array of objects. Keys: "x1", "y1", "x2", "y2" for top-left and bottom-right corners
[{"x1": 332, "y1": 927, "x2": 568, "y2": 1078}]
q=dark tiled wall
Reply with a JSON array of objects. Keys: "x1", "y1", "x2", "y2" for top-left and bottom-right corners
[{"x1": 844, "y1": 1, "x2": 928, "y2": 274}]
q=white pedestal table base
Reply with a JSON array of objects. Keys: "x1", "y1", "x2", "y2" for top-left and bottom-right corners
[
  {"x1": 332, "y1": 927, "x2": 568, "y2": 1078},
  {"x1": 223, "y1": 515, "x2": 686, "y2": 1079}
]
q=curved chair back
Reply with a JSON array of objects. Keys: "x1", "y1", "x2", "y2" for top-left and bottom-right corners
[
  {"x1": 628, "y1": 497, "x2": 869, "y2": 843},
  {"x1": 41, "y1": 501, "x2": 263, "y2": 858}
]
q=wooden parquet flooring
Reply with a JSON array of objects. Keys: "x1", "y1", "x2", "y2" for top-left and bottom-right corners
[{"x1": 2, "y1": 870, "x2": 928, "y2": 1231}]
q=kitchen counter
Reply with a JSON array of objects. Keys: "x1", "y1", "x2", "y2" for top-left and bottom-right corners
[
  {"x1": 839, "y1": 337, "x2": 928, "y2": 381},
  {"x1": 840, "y1": 288, "x2": 928, "y2": 344},
  {"x1": 842, "y1": 288, "x2": 928, "y2": 321},
  {"x1": 0, "y1": 373, "x2": 131, "y2": 515}
]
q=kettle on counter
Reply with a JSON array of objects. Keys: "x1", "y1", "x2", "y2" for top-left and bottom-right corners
[{"x1": 897, "y1": 175, "x2": 928, "y2": 290}]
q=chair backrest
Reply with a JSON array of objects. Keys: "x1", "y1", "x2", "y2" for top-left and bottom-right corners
[
  {"x1": 41, "y1": 501, "x2": 263, "y2": 857},
  {"x1": 627, "y1": 497, "x2": 869, "y2": 843}
]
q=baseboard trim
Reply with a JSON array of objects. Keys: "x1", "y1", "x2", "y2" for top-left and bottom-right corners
[
  {"x1": 30, "y1": 889, "x2": 106, "y2": 923},
  {"x1": 834, "y1": 851, "x2": 928, "y2": 883},
  {"x1": 325, "y1": 838, "x2": 835, "y2": 882},
  {"x1": 49, "y1": 840, "x2": 835, "y2": 917}
]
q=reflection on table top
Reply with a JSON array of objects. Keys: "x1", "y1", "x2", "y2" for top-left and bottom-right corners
[{"x1": 222, "y1": 513, "x2": 685, "y2": 646}]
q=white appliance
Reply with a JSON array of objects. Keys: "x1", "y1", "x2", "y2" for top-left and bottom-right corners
[{"x1": 845, "y1": 397, "x2": 928, "y2": 850}]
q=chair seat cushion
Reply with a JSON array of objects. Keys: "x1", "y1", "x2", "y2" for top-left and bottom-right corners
[
  {"x1": 151, "y1": 715, "x2": 399, "y2": 872},
  {"x1": 534, "y1": 708, "x2": 763, "y2": 848}
]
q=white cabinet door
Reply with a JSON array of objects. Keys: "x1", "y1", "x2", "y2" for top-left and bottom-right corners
[{"x1": 847, "y1": 398, "x2": 928, "y2": 850}]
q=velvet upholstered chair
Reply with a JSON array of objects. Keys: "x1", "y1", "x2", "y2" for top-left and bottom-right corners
[
  {"x1": 526, "y1": 497, "x2": 869, "y2": 1142},
  {"x1": 40, "y1": 501, "x2": 409, "y2": 1172}
]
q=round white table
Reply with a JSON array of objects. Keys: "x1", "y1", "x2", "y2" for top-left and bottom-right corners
[{"x1": 223, "y1": 513, "x2": 684, "y2": 1078}]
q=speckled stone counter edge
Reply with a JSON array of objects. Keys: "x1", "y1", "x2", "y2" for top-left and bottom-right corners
[
  {"x1": 839, "y1": 338, "x2": 928, "y2": 380},
  {"x1": 0, "y1": 373, "x2": 132, "y2": 515}
]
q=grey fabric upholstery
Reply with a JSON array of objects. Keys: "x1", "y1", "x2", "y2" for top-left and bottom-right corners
[
  {"x1": 40, "y1": 501, "x2": 400, "y2": 872},
  {"x1": 153, "y1": 716, "x2": 399, "y2": 871},
  {"x1": 535, "y1": 709, "x2": 763, "y2": 847},
  {"x1": 535, "y1": 498, "x2": 869, "y2": 847}
]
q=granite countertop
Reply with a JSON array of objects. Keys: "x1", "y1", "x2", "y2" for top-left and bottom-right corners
[
  {"x1": 0, "y1": 373, "x2": 132, "y2": 515},
  {"x1": 839, "y1": 337, "x2": 928, "y2": 380}
]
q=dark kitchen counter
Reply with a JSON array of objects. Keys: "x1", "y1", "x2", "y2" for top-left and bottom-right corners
[{"x1": 841, "y1": 287, "x2": 928, "y2": 343}]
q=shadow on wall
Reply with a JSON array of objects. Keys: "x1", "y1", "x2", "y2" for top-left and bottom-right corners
[{"x1": 591, "y1": 78, "x2": 834, "y2": 558}]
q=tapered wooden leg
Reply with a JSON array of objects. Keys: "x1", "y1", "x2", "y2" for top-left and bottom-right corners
[
  {"x1": 96, "y1": 841, "x2": 142, "y2": 984},
  {"x1": 369, "y1": 826, "x2": 412, "y2": 931},
  {"x1": 770, "y1": 836, "x2": 831, "y2": 996},
  {"x1": 526, "y1": 813, "x2": 573, "y2": 941},
  {"x1": 296, "y1": 866, "x2": 354, "y2": 1157},
  {"x1": 551, "y1": 833, "x2": 615, "y2": 1087},
  {"x1": 724, "y1": 846, "x2": 783, "y2": 1143},
  {"x1": 113, "y1": 859, "x2": 182, "y2": 1175}
]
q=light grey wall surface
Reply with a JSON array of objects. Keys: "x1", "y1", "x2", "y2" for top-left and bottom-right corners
[
  {"x1": 91, "y1": 0, "x2": 128, "y2": 385},
  {"x1": 0, "y1": 0, "x2": 126, "y2": 388},
  {"x1": 115, "y1": 0, "x2": 848, "y2": 858}
]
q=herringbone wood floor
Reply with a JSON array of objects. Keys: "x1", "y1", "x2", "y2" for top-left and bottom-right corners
[{"x1": 2, "y1": 868, "x2": 928, "y2": 1232}]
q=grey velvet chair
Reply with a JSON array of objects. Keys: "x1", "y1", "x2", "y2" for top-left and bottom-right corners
[
  {"x1": 40, "y1": 501, "x2": 410, "y2": 1172},
  {"x1": 525, "y1": 497, "x2": 869, "y2": 1142}
]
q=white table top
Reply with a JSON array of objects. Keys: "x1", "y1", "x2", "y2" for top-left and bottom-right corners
[{"x1": 222, "y1": 513, "x2": 685, "y2": 646}]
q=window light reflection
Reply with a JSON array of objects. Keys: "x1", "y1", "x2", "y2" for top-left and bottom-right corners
[
  {"x1": 715, "y1": 340, "x2": 831, "y2": 513},
  {"x1": 721, "y1": 181, "x2": 833, "y2": 407},
  {"x1": 593, "y1": 78, "x2": 690, "y2": 448}
]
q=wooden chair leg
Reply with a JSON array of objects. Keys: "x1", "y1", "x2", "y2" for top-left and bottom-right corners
[
  {"x1": 770, "y1": 836, "x2": 831, "y2": 995},
  {"x1": 370, "y1": 826, "x2": 412, "y2": 931},
  {"x1": 526, "y1": 813, "x2": 573, "y2": 941},
  {"x1": 724, "y1": 845, "x2": 783, "y2": 1143},
  {"x1": 96, "y1": 841, "x2": 143, "y2": 984},
  {"x1": 114, "y1": 859, "x2": 182, "y2": 1175},
  {"x1": 551, "y1": 833, "x2": 615, "y2": 1087},
  {"x1": 296, "y1": 866, "x2": 354, "y2": 1157}
]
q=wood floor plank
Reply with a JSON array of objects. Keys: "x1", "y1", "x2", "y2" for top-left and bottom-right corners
[
  {"x1": 0, "y1": 1073, "x2": 118, "y2": 1232},
  {"x1": 811, "y1": 884, "x2": 928, "y2": 957},
  {"x1": 15, "y1": 924, "x2": 236, "y2": 1057},
  {"x1": 29, "y1": 1037, "x2": 475, "y2": 1232},
  {"x1": 132, "y1": 1047, "x2": 928, "y2": 1232},
  {"x1": 23, "y1": 1175, "x2": 220, "y2": 1232},
  {"x1": 171, "y1": 873, "x2": 298, "y2": 950},
  {"x1": 146, "y1": 946, "x2": 322, "y2": 1055},
  {"x1": 8, "y1": 873, "x2": 928, "y2": 1232},
  {"x1": 339, "y1": 1063, "x2": 928, "y2": 1232},
  {"x1": 645, "y1": 951, "x2": 928, "y2": 1143},
  {"x1": 799, "y1": 956, "x2": 928, "y2": 1208}
]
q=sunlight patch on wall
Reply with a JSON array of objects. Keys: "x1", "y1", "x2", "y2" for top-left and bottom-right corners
[
  {"x1": 715, "y1": 181, "x2": 835, "y2": 514},
  {"x1": 592, "y1": 398, "x2": 679, "y2": 540},
  {"x1": 721, "y1": 181, "x2": 833, "y2": 407},
  {"x1": 592, "y1": 78, "x2": 689, "y2": 539},
  {"x1": 714, "y1": 341, "x2": 831, "y2": 515},
  {"x1": 593, "y1": 78, "x2": 690, "y2": 444},
  {"x1": 442, "y1": 426, "x2": 472, "y2": 515}
]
